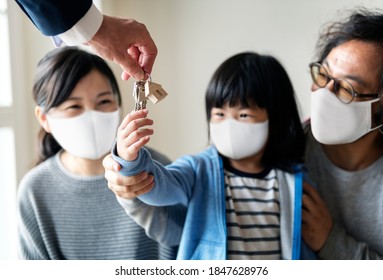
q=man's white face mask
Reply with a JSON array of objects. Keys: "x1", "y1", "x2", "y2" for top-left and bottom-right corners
[
  {"x1": 209, "y1": 118, "x2": 269, "y2": 160},
  {"x1": 46, "y1": 109, "x2": 120, "y2": 160},
  {"x1": 310, "y1": 88, "x2": 381, "y2": 145}
]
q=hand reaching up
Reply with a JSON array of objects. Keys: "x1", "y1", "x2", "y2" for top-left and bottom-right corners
[{"x1": 116, "y1": 109, "x2": 154, "y2": 161}]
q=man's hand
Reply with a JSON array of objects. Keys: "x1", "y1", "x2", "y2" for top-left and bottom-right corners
[
  {"x1": 89, "y1": 15, "x2": 157, "y2": 80},
  {"x1": 302, "y1": 182, "x2": 334, "y2": 251}
]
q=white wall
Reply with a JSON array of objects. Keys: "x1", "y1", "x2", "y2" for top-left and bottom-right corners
[
  {"x1": 100, "y1": 0, "x2": 383, "y2": 161},
  {"x1": 15, "y1": 0, "x2": 383, "y2": 173},
  {"x1": 9, "y1": 0, "x2": 54, "y2": 183}
]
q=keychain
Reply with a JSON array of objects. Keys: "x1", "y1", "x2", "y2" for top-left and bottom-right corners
[{"x1": 132, "y1": 75, "x2": 168, "y2": 111}]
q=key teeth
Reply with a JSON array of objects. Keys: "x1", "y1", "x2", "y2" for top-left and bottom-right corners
[{"x1": 133, "y1": 80, "x2": 148, "y2": 111}]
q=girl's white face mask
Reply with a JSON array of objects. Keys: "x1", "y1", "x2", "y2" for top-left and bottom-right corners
[
  {"x1": 46, "y1": 110, "x2": 120, "y2": 160},
  {"x1": 310, "y1": 88, "x2": 382, "y2": 145},
  {"x1": 209, "y1": 118, "x2": 269, "y2": 160}
]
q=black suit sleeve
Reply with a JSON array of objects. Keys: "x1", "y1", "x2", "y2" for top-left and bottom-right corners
[{"x1": 15, "y1": 0, "x2": 92, "y2": 36}]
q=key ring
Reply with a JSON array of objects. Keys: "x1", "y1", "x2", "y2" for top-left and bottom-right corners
[{"x1": 143, "y1": 71, "x2": 152, "y2": 83}]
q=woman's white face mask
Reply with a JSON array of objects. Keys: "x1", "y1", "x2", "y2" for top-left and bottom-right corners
[
  {"x1": 210, "y1": 118, "x2": 269, "y2": 160},
  {"x1": 46, "y1": 109, "x2": 120, "y2": 160},
  {"x1": 310, "y1": 88, "x2": 382, "y2": 145}
]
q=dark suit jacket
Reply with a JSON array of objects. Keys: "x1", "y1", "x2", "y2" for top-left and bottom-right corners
[{"x1": 16, "y1": 0, "x2": 92, "y2": 35}]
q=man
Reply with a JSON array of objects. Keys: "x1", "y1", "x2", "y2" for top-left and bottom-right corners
[
  {"x1": 16, "y1": 0, "x2": 156, "y2": 80},
  {"x1": 302, "y1": 8, "x2": 383, "y2": 259}
]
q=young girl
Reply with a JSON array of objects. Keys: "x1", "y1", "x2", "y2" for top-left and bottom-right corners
[
  {"x1": 112, "y1": 52, "x2": 310, "y2": 260},
  {"x1": 16, "y1": 47, "x2": 177, "y2": 260}
]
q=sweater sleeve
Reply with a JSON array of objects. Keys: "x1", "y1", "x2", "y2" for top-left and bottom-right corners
[
  {"x1": 318, "y1": 223, "x2": 383, "y2": 260},
  {"x1": 112, "y1": 147, "x2": 186, "y2": 246},
  {"x1": 16, "y1": 179, "x2": 49, "y2": 259},
  {"x1": 116, "y1": 197, "x2": 185, "y2": 247},
  {"x1": 112, "y1": 145, "x2": 196, "y2": 207}
]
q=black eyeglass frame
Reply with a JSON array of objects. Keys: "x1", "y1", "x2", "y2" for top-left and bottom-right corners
[{"x1": 309, "y1": 62, "x2": 380, "y2": 104}]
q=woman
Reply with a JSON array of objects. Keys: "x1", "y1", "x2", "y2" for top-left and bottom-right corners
[{"x1": 16, "y1": 47, "x2": 176, "y2": 260}]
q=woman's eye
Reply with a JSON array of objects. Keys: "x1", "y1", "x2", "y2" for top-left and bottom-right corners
[{"x1": 65, "y1": 104, "x2": 81, "y2": 110}]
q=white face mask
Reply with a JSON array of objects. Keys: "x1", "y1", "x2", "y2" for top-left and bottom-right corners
[
  {"x1": 46, "y1": 110, "x2": 120, "y2": 160},
  {"x1": 209, "y1": 118, "x2": 269, "y2": 160},
  {"x1": 310, "y1": 88, "x2": 382, "y2": 145}
]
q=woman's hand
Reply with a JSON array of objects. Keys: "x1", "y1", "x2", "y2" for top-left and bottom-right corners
[{"x1": 103, "y1": 153, "x2": 154, "y2": 199}]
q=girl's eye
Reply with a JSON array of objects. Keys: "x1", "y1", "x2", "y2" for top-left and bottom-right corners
[
  {"x1": 65, "y1": 104, "x2": 81, "y2": 110},
  {"x1": 215, "y1": 112, "x2": 224, "y2": 117},
  {"x1": 240, "y1": 113, "x2": 249, "y2": 118},
  {"x1": 98, "y1": 99, "x2": 113, "y2": 106}
]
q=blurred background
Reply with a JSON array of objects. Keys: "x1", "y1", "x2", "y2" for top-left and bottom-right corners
[{"x1": 1, "y1": 0, "x2": 382, "y2": 259}]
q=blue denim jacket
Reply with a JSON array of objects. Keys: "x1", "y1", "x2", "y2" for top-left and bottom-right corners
[{"x1": 113, "y1": 145, "x2": 315, "y2": 260}]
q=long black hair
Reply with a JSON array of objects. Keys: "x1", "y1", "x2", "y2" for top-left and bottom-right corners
[
  {"x1": 205, "y1": 52, "x2": 305, "y2": 172},
  {"x1": 33, "y1": 47, "x2": 121, "y2": 165}
]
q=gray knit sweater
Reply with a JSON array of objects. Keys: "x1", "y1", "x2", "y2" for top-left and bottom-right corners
[
  {"x1": 16, "y1": 148, "x2": 177, "y2": 260},
  {"x1": 305, "y1": 129, "x2": 383, "y2": 259}
]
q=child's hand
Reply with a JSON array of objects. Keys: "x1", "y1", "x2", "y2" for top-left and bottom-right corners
[{"x1": 116, "y1": 109, "x2": 154, "y2": 161}]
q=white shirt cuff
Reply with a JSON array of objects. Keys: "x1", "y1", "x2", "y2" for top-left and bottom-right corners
[{"x1": 55, "y1": 4, "x2": 103, "y2": 46}]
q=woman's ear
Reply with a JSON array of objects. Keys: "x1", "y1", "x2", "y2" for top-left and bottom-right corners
[{"x1": 35, "y1": 106, "x2": 51, "y2": 133}]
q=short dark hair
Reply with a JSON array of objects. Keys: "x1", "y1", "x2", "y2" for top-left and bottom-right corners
[
  {"x1": 33, "y1": 47, "x2": 121, "y2": 164},
  {"x1": 316, "y1": 8, "x2": 383, "y2": 91},
  {"x1": 205, "y1": 52, "x2": 305, "y2": 172}
]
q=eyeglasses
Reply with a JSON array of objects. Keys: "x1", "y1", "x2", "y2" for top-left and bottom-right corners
[{"x1": 309, "y1": 62, "x2": 379, "y2": 104}]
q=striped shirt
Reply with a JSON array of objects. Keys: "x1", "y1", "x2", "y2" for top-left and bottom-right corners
[{"x1": 225, "y1": 166, "x2": 281, "y2": 260}]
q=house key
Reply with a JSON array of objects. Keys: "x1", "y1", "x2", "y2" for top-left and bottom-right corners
[{"x1": 133, "y1": 80, "x2": 147, "y2": 111}]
